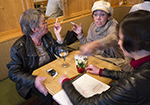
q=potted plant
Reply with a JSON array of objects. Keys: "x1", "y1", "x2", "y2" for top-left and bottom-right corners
[{"x1": 76, "y1": 59, "x2": 85, "y2": 73}]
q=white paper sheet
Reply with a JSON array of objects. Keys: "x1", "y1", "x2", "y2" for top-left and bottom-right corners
[{"x1": 53, "y1": 74, "x2": 110, "y2": 105}]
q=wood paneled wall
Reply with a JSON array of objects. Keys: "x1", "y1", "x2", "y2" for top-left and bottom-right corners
[
  {"x1": 66, "y1": 0, "x2": 92, "y2": 18},
  {"x1": 0, "y1": 0, "x2": 34, "y2": 32},
  {"x1": 0, "y1": 0, "x2": 142, "y2": 42},
  {"x1": 126, "y1": 0, "x2": 142, "y2": 4}
]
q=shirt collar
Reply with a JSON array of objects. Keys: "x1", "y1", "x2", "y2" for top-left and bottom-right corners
[{"x1": 130, "y1": 55, "x2": 150, "y2": 69}]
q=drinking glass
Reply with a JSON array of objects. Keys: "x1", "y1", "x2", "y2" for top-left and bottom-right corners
[{"x1": 59, "y1": 45, "x2": 69, "y2": 67}]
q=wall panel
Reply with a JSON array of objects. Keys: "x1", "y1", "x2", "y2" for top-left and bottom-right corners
[
  {"x1": 0, "y1": 0, "x2": 33, "y2": 32},
  {"x1": 0, "y1": 0, "x2": 143, "y2": 42}
]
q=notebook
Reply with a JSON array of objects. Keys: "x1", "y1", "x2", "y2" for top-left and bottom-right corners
[{"x1": 53, "y1": 74, "x2": 110, "y2": 105}]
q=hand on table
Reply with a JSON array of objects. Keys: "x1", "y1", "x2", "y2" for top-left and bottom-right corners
[
  {"x1": 86, "y1": 64, "x2": 100, "y2": 75},
  {"x1": 35, "y1": 76, "x2": 48, "y2": 96},
  {"x1": 59, "y1": 75, "x2": 68, "y2": 84}
]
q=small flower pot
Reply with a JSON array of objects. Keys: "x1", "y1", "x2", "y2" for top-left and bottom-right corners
[{"x1": 76, "y1": 65, "x2": 85, "y2": 73}]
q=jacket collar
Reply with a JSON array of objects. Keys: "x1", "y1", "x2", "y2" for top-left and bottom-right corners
[
  {"x1": 42, "y1": 33, "x2": 53, "y2": 49},
  {"x1": 25, "y1": 32, "x2": 54, "y2": 57},
  {"x1": 130, "y1": 55, "x2": 150, "y2": 69},
  {"x1": 25, "y1": 35, "x2": 37, "y2": 57}
]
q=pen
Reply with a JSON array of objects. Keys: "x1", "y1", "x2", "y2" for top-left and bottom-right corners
[
  {"x1": 70, "y1": 70, "x2": 86, "y2": 82},
  {"x1": 70, "y1": 74, "x2": 80, "y2": 80},
  {"x1": 70, "y1": 22, "x2": 75, "y2": 25},
  {"x1": 56, "y1": 18, "x2": 58, "y2": 23}
]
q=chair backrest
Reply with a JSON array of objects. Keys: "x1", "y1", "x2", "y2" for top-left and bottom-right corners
[
  {"x1": 0, "y1": 38, "x2": 18, "y2": 81},
  {"x1": 112, "y1": 6, "x2": 131, "y2": 23}
]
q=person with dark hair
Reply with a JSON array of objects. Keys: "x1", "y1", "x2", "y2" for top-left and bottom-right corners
[
  {"x1": 71, "y1": 0, "x2": 132, "y2": 71},
  {"x1": 7, "y1": 8, "x2": 63, "y2": 105},
  {"x1": 129, "y1": 0, "x2": 150, "y2": 13},
  {"x1": 59, "y1": 10, "x2": 150, "y2": 104}
]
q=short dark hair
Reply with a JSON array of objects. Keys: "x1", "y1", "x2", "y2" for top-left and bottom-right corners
[
  {"x1": 19, "y1": 8, "x2": 44, "y2": 35},
  {"x1": 120, "y1": 10, "x2": 150, "y2": 53},
  {"x1": 144, "y1": 0, "x2": 150, "y2": 1}
]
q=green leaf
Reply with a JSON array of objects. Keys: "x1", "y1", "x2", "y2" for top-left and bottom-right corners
[{"x1": 77, "y1": 61, "x2": 85, "y2": 68}]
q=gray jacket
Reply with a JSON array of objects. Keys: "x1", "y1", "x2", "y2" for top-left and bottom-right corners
[{"x1": 79, "y1": 18, "x2": 123, "y2": 58}]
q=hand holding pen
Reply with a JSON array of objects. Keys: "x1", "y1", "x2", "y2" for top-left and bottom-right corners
[
  {"x1": 71, "y1": 22, "x2": 82, "y2": 35},
  {"x1": 71, "y1": 22, "x2": 83, "y2": 39},
  {"x1": 54, "y1": 18, "x2": 60, "y2": 30},
  {"x1": 54, "y1": 18, "x2": 63, "y2": 41}
]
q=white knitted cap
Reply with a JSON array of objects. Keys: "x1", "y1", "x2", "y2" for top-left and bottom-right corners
[{"x1": 92, "y1": 0, "x2": 113, "y2": 15}]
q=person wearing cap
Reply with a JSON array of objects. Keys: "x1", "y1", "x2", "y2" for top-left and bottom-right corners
[
  {"x1": 72, "y1": 0, "x2": 132, "y2": 71},
  {"x1": 59, "y1": 10, "x2": 150, "y2": 105},
  {"x1": 129, "y1": 0, "x2": 150, "y2": 13}
]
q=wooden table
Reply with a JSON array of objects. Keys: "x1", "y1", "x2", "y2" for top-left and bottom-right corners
[{"x1": 32, "y1": 51, "x2": 121, "y2": 96}]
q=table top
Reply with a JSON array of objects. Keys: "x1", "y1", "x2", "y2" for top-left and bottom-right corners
[{"x1": 32, "y1": 51, "x2": 121, "y2": 96}]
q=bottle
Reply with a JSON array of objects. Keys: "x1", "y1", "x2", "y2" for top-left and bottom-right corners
[
  {"x1": 40, "y1": 3, "x2": 44, "y2": 9},
  {"x1": 123, "y1": 0, "x2": 127, "y2": 4}
]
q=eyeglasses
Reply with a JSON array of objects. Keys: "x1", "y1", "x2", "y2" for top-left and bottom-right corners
[
  {"x1": 93, "y1": 13, "x2": 106, "y2": 17},
  {"x1": 43, "y1": 21, "x2": 48, "y2": 25}
]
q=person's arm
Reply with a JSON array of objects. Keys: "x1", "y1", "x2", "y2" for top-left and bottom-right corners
[
  {"x1": 79, "y1": 20, "x2": 119, "y2": 56},
  {"x1": 7, "y1": 46, "x2": 36, "y2": 88},
  {"x1": 59, "y1": 65, "x2": 134, "y2": 104},
  {"x1": 78, "y1": 34, "x2": 88, "y2": 45},
  {"x1": 72, "y1": 23, "x2": 83, "y2": 38},
  {"x1": 78, "y1": 22, "x2": 95, "y2": 45},
  {"x1": 71, "y1": 22, "x2": 88, "y2": 45},
  {"x1": 7, "y1": 45, "x2": 49, "y2": 96},
  {"x1": 97, "y1": 19, "x2": 119, "y2": 50},
  {"x1": 60, "y1": 73, "x2": 136, "y2": 105},
  {"x1": 80, "y1": 41, "x2": 100, "y2": 56},
  {"x1": 101, "y1": 68, "x2": 132, "y2": 80},
  {"x1": 54, "y1": 23, "x2": 63, "y2": 42},
  {"x1": 86, "y1": 64, "x2": 131, "y2": 80},
  {"x1": 34, "y1": 76, "x2": 48, "y2": 96}
]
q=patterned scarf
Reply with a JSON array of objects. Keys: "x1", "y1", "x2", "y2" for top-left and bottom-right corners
[{"x1": 94, "y1": 18, "x2": 113, "y2": 36}]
